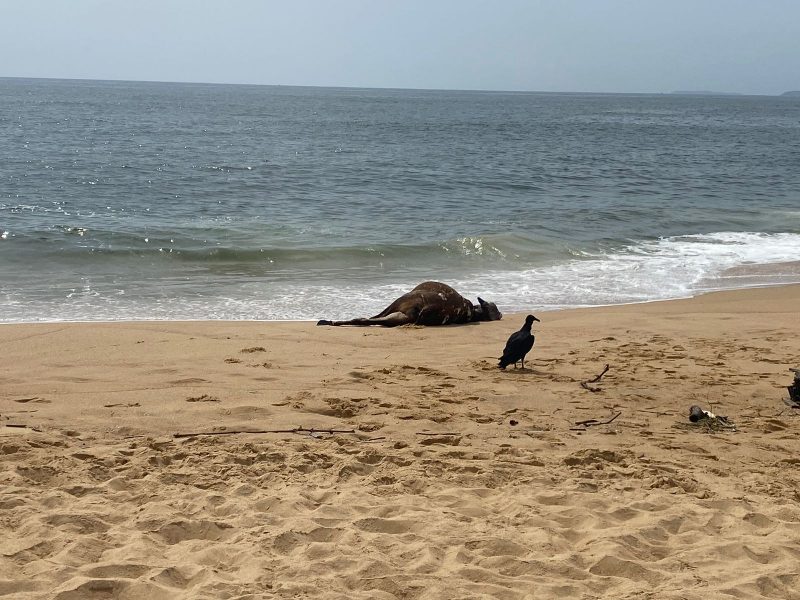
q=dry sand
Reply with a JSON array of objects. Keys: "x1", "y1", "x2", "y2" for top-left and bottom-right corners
[{"x1": 1, "y1": 285, "x2": 799, "y2": 599}]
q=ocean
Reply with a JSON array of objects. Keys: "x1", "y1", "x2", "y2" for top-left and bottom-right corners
[{"x1": 1, "y1": 78, "x2": 799, "y2": 323}]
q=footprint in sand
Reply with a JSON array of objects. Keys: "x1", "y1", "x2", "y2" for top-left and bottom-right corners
[
  {"x1": 14, "y1": 397, "x2": 51, "y2": 403},
  {"x1": 53, "y1": 578, "x2": 164, "y2": 600},
  {"x1": 169, "y1": 378, "x2": 210, "y2": 385},
  {"x1": 248, "y1": 361, "x2": 274, "y2": 368},
  {"x1": 150, "y1": 520, "x2": 233, "y2": 544},
  {"x1": 353, "y1": 517, "x2": 416, "y2": 535},
  {"x1": 84, "y1": 564, "x2": 151, "y2": 579},
  {"x1": 436, "y1": 395, "x2": 464, "y2": 404},
  {"x1": 151, "y1": 566, "x2": 204, "y2": 590},
  {"x1": 225, "y1": 405, "x2": 270, "y2": 418},
  {"x1": 185, "y1": 394, "x2": 219, "y2": 403},
  {"x1": 589, "y1": 555, "x2": 663, "y2": 585},
  {"x1": 54, "y1": 376, "x2": 92, "y2": 383},
  {"x1": 148, "y1": 367, "x2": 178, "y2": 375},
  {"x1": 349, "y1": 371, "x2": 374, "y2": 380},
  {"x1": 46, "y1": 513, "x2": 112, "y2": 535},
  {"x1": 273, "y1": 527, "x2": 346, "y2": 554},
  {"x1": 16, "y1": 465, "x2": 59, "y2": 484},
  {"x1": 464, "y1": 538, "x2": 528, "y2": 558}
]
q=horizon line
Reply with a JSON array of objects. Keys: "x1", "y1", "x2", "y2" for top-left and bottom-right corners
[{"x1": 0, "y1": 75, "x2": 784, "y2": 98}]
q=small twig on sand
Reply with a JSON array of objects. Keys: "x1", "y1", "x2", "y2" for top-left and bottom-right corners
[
  {"x1": 174, "y1": 427, "x2": 356, "y2": 439},
  {"x1": 570, "y1": 411, "x2": 622, "y2": 431},
  {"x1": 581, "y1": 364, "x2": 610, "y2": 392},
  {"x1": 416, "y1": 432, "x2": 460, "y2": 436},
  {"x1": 4, "y1": 423, "x2": 42, "y2": 432},
  {"x1": 586, "y1": 365, "x2": 611, "y2": 384}
]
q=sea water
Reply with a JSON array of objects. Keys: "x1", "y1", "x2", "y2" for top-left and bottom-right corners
[{"x1": 1, "y1": 78, "x2": 799, "y2": 322}]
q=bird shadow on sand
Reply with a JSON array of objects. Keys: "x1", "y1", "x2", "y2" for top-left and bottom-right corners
[{"x1": 501, "y1": 367, "x2": 549, "y2": 376}]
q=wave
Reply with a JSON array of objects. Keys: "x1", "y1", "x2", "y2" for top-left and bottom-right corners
[
  {"x1": 453, "y1": 231, "x2": 800, "y2": 312},
  {"x1": 3, "y1": 231, "x2": 800, "y2": 323},
  {"x1": 235, "y1": 231, "x2": 800, "y2": 317},
  {"x1": 3, "y1": 228, "x2": 570, "y2": 269},
  {"x1": 198, "y1": 164, "x2": 257, "y2": 172}
]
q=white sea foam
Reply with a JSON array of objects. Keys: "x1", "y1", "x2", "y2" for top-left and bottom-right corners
[
  {"x1": 454, "y1": 232, "x2": 800, "y2": 313},
  {"x1": 191, "y1": 231, "x2": 800, "y2": 321},
  {"x1": 3, "y1": 232, "x2": 800, "y2": 323}
]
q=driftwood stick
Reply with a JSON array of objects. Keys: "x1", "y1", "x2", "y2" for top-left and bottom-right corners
[
  {"x1": 174, "y1": 427, "x2": 356, "y2": 439},
  {"x1": 175, "y1": 429, "x2": 276, "y2": 438},
  {"x1": 416, "y1": 432, "x2": 460, "y2": 436},
  {"x1": 580, "y1": 364, "x2": 611, "y2": 392},
  {"x1": 587, "y1": 364, "x2": 610, "y2": 383},
  {"x1": 574, "y1": 411, "x2": 622, "y2": 428}
]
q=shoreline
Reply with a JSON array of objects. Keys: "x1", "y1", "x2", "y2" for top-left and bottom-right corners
[
  {"x1": 2, "y1": 283, "x2": 799, "y2": 598},
  {"x1": 2, "y1": 279, "x2": 799, "y2": 326}
]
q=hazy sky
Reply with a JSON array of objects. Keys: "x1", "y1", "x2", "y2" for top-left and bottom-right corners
[{"x1": 2, "y1": 0, "x2": 798, "y2": 94}]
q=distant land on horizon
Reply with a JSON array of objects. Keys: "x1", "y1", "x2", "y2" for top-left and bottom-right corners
[
  {"x1": 781, "y1": 90, "x2": 800, "y2": 97},
  {"x1": 669, "y1": 90, "x2": 743, "y2": 96}
]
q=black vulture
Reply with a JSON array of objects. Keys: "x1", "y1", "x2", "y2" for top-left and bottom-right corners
[{"x1": 498, "y1": 314, "x2": 540, "y2": 370}]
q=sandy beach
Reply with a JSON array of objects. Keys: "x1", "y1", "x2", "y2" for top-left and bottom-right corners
[{"x1": 2, "y1": 285, "x2": 799, "y2": 599}]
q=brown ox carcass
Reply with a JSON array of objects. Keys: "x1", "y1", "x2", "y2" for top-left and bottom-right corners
[{"x1": 316, "y1": 281, "x2": 502, "y2": 327}]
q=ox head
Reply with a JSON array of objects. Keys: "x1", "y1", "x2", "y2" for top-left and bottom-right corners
[{"x1": 476, "y1": 297, "x2": 502, "y2": 322}]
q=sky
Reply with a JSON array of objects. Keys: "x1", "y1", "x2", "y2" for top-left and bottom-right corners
[{"x1": 2, "y1": 0, "x2": 798, "y2": 94}]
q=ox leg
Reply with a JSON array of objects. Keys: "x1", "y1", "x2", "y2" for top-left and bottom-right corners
[{"x1": 317, "y1": 312, "x2": 412, "y2": 327}]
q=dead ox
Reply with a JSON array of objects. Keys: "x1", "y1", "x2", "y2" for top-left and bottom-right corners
[{"x1": 316, "y1": 281, "x2": 502, "y2": 327}]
